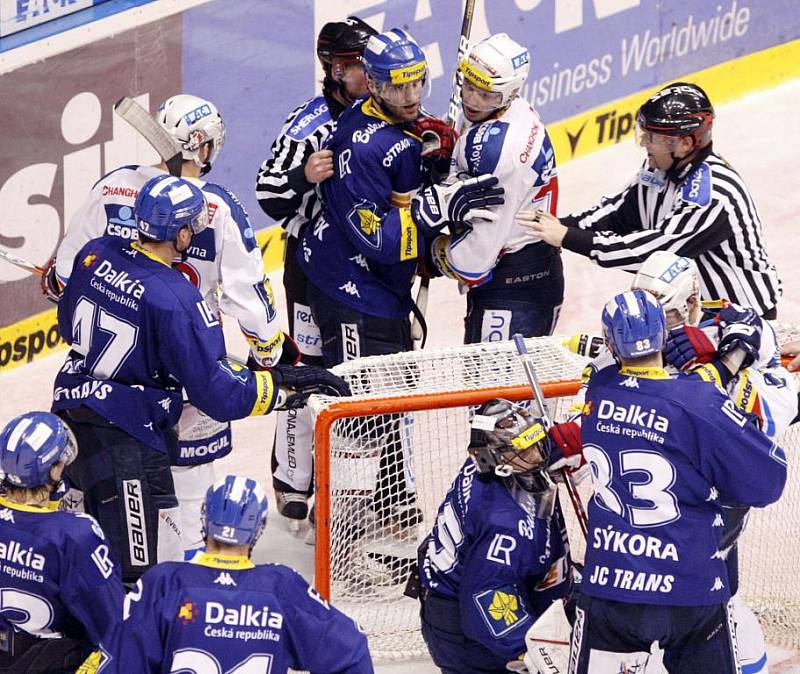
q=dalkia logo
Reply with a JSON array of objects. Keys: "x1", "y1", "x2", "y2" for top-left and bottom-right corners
[
  {"x1": 597, "y1": 399, "x2": 669, "y2": 431},
  {"x1": 93, "y1": 260, "x2": 145, "y2": 298},
  {"x1": 0, "y1": 540, "x2": 46, "y2": 570},
  {"x1": 205, "y1": 602, "x2": 284, "y2": 629}
]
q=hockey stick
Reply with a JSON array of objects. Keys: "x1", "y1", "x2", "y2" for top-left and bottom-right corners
[
  {"x1": 513, "y1": 334, "x2": 589, "y2": 539},
  {"x1": 0, "y1": 246, "x2": 44, "y2": 275},
  {"x1": 411, "y1": 0, "x2": 477, "y2": 347},
  {"x1": 114, "y1": 97, "x2": 183, "y2": 177}
]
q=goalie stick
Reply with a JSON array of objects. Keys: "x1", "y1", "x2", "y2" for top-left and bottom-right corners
[
  {"x1": 513, "y1": 333, "x2": 589, "y2": 539},
  {"x1": 411, "y1": 0, "x2": 477, "y2": 347},
  {"x1": 113, "y1": 97, "x2": 183, "y2": 177}
]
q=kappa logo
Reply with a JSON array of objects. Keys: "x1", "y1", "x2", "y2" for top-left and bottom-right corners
[
  {"x1": 0, "y1": 509, "x2": 14, "y2": 523},
  {"x1": 619, "y1": 376, "x2": 640, "y2": 388},
  {"x1": 710, "y1": 577, "x2": 725, "y2": 592},
  {"x1": 339, "y1": 281, "x2": 360, "y2": 298},
  {"x1": 214, "y1": 572, "x2": 237, "y2": 587}
]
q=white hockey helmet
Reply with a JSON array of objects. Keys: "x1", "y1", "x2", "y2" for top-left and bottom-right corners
[
  {"x1": 157, "y1": 95, "x2": 226, "y2": 174},
  {"x1": 632, "y1": 251, "x2": 701, "y2": 327},
  {"x1": 460, "y1": 33, "x2": 530, "y2": 112}
]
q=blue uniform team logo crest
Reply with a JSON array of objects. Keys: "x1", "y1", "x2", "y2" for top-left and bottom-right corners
[
  {"x1": 346, "y1": 199, "x2": 383, "y2": 250},
  {"x1": 473, "y1": 585, "x2": 530, "y2": 638}
]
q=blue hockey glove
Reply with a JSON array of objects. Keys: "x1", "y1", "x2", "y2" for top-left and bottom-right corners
[
  {"x1": 411, "y1": 174, "x2": 504, "y2": 237},
  {"x1": 664, "y1": 325, "x2": 717, "y2": 370},
  {"x1": 270, "y1": 364, "x2": 350, "y2": 411},
  {"x1": 716, "y1": 305, "x2": 762, "y2": 370}
]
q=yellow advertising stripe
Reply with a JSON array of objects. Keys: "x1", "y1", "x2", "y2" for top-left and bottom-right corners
[
  {"x1": 548, "y1": 39, "x2": 800, "y2": 164},
  {"x1": 0, "y1": 308, "x2": 65, "y2": 373}
]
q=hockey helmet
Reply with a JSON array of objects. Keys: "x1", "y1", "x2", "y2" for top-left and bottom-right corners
[
  {"x1": 636, "y1": 82, "x2": 714, "y2": 148},
  {"x1": 601, "y1": 289, "x2": 667, "y2": 360},
  {"x1": 0, "y1": 412, "x2": 77, "y2": 489},
  {"x1": 363, "y1": 28, "x2": 429, "y2": 108},
  {"x1": 134, "y1": 175, "x2": 208, "y2": 243},
  {"x1": 202, "y1": 475, "x2": 269, "y2": 548},
  {"x1": 460, "y1": 33, "x2": 530, "y2": 113},
  {"x1": 317, "y1": 16, "x2": 377, "y2": 69},
  {"x1": 632, "y1": 251, "x2": 701, "y2": 327},
  {"x1": 468, "y1": 399, "x2": 553, "y2": 492},
  {"x1": 157, "y1": 95, "x2": 226, "y2": 175}
]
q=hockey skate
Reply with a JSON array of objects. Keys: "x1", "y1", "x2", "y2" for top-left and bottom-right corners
[{"x1": 275, "y1": 490, "x2": 308, "y2": 533}]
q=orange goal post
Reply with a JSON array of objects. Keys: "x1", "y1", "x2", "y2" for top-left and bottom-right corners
[{"x1": 308, "y1": 332, "x2": 800, "y2": 662}]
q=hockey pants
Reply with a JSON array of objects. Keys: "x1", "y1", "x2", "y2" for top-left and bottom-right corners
[
  {"x1": 464, "y1": 242, "x2": 564, "y2": 343},
  {"x1": 568, "y1": 594, "x2": 740, "y2": 674},
  {"x1": 59, "y1": 408, "x2": 182, "y2": 584},
  {"x1": 307, "y1": 281, "x2": 417, "y2": 522},
  {"x1": 272, "y1": 233, "x2": 322, "y2": 496}
]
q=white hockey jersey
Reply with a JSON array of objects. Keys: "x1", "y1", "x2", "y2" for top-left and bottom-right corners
[
  {"x1": 443, "y1": 97, "x2": 558, "y2": 285},
  {"x1": 56, "y1": 164, "x2": 284, "y2": 367}
]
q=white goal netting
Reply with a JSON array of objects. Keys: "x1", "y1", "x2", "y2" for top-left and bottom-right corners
[{"x1": 308, "y1": 330, "x2": 800, "y2": 662}]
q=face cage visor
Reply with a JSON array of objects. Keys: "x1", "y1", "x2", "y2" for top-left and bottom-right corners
[
  {"x1": 373, "y1": 71, "x2": 431, "y2": 107},
  {"x1": 461, "y1": 79, "x2": 504, "y2": 113},
  {"x1": 634, "y1": 122, "x2": 685, "y2": 149},
  {"x1": 176, "y1": 203, "x2": 210, "y2": 236}
]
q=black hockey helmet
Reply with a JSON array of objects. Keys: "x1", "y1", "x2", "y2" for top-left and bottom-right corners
[
  {"x1": 317, "y1": 16, "x2": 377, "y2": 71},
  {"x1": 636, "y1": 82, "x2": 715, "y2": 148},
  {"x1": 468, "y1": 399, "x2": 553, "y2": 492}
]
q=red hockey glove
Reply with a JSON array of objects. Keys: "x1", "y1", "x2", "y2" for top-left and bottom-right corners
[
  {"x1": 410, "y1": 116, "x2": 458, "y2": 161},
  {"x1": 547, "y1": 421, "x2": 584, "y2": 474},
  {"x1": 40, "y1": 257, "x2": 63, "y2": 303},
  {"x1": 664, "y1": 325, "x2": 716, "y2": 370}
]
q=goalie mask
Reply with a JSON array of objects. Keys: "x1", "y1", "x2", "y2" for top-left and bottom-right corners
[
  {"x1": 632, "y1": 251, "x2": 701, "y2": 328},
  {"x1": 0, "y1": 412, "x2": 77, "y2": 490},
  {"x1": 460, "y1": 33, "x2": 529, "y2": 118},
  {"x1": 468, "y1": 399, "x2": 553, "y2": 493},
  {"x1": 202, "y1": 475, "x2": 269, "y2": 549},
  {"x1": 602, "y1": 289, "x2": 667, "y2": 360},
  {"x1": 158, "y1": 94, "x2": 226, "y2": 176}
]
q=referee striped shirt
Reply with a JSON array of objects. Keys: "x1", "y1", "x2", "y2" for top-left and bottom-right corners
[
  {"x1": 561, "y1": 146, "x2": 782, "y2": 316},
  {"x1": 255, "y1": 94, "x2": 343, "y2": 238}
]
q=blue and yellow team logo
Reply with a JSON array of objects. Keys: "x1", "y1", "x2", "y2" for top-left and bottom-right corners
[
  {"x1": 82, "y1": 253, "x2": 98, "y2": 268},
  {"x1": 473, "y1": 586, "x2": 530, "y2": 637},
  {"x1": 178, "y1": 599, "x2": 199, "y2": 625},
  {"x1": 347, "y1": 200, "x2": 383, "y2": 250}
]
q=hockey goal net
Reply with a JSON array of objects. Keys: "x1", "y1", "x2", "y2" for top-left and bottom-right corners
[{"x1": 307, "y1": 332, "x2": 800, "y2": 662}]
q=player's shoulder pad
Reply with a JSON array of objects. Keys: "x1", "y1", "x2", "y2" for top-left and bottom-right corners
[
  {"x1": 202, "y1": 182, "x2": 258, "y2": 252},
  {"x1": 91, "y1": 164, "x2": 143, "y2": 191},
  {"x1": 463, "y1": 120, "x2": 510, "y2": 175},
  {"x1": 682, "y1": 162, "x2": 711, "y2": 207},
  {"x1": 286, "y1": 96, "x2": 332, "y2": 141},
  {"x1": 59, "y1": 510, "x2": 108, "y2": 546}
]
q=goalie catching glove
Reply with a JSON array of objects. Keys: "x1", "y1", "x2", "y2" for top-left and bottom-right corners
[
  {"x1": 270, "y1": 364, "x2": 350, "y2": 411},
  {"x1": 411, "y1": 174, "x2": 504, "y2": 237}
]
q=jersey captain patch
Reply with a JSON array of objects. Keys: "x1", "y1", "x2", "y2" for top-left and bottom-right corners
[{"x1": 682, "y1": 162, "x2": 711, "y2": 206}]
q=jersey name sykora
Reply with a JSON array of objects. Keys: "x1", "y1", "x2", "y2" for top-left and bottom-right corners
[
  {"x1": 298, "y1": 98, "x2": 423, "y2": 319},
  {"x1": 53, "y1": 237, "x2": 276, "y2": 452},
  {"x1": 420, "y1": 460, "x2": 569, "y2": 661},
  {"x1": 111, "y1": 553, "x2": 372, "y2": 674},
  {"x1": 445, "y1": 97, "x2": 558, "y2": 285},
  {"x1": 581, "y1": 365, "x2": 787, "y2": 606}
]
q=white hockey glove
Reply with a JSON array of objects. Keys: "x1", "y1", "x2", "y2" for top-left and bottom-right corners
[
  {"x1": 717, "y1": 305, "x2": 763, "y2": 370},
  {"x1": 411, "y1": 174, "x2": 504, "y2": 237},
  {"x1": 270, "y1": 364, "x2": 350, "y2": 411}
]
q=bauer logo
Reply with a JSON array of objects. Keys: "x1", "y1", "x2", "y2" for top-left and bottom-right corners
[{"x1": 123, "y1": 479, "x2": 149, "y2": 566}]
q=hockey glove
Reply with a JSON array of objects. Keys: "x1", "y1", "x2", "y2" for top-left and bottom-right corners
[
  {"x1": 664, "y1": 325, "x2": 717, "y2": 370},
  {"x1": 411, "y1": 174, "x2": 504, "y2": 238},
  {"x1": 716, "y1": 305, "x2": 762, "y2": 370},
  {"x1": 547, "y1": 421, "x2": 584, "y2": 474},
  {"x1": 410, "y1": 116, "x2": 458, "y2": 162},
  {"x1": 270, "y1": 364, "x2": 350, "y2": 411},
  {"x1": 40, "y1": 257, "x2": 63, "y2": 303}
]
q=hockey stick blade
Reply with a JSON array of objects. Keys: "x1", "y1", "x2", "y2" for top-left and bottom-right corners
[
  {"x1": 411, "y1": 278, "x2": 429, "y2": 344},
  {"x1": 114, "y1": 97, "x2": 183, "y2": 177},
  {"x1": 0, "y1": 247, "x2": 44, "y2": 275}
]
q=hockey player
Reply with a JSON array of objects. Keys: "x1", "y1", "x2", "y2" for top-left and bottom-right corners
[
  {"x1": 298, "y1": 28, "x2": 504, "y2": 525},
  {"x1": 111, "y1": 473, "x2": 373, "y2": 673},
  {"x1": 521, "y1": 82, "x2": 781, "y2": 318},
  {"x1": 418, "y1": 399, "x2": 571, "y2": 674},
  {"x1": 52, "y1": 175, "x2": 349, "y2": 584},
  {"x1": 426, "y1": 33, "x2": 563, "y2": 341},
  {"x1": 0, "y1": 412, "x2": 124, "y2": 672},
  {"x1": 569, "y1": 290, "x2": 787, "y2": 673},
  {"x1": 43, "y1": 94, "x2": 292, "y2": 549},
  {"x1": 255, "y1": 16, "x2": 376, "y2": 525}
]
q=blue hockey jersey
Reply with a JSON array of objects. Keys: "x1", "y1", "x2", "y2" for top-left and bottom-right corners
[
  {"x1": 0, "y1": 496, "x2": 123, "y2": 653},
  {"x1": 581, "y1": 365, "x2": 787, "y2": 606},
  {"x1": 110, "y1": 552, "x2": 373, "y2": 674},
  {"x1": 298, "y1": 97, "x2": 424, "y2": 319},
  {"x1": 419, "y1": 460, "x2": 569, "y2": 661},
  {"x1": 52, "y1": 237, "x2": 277, "y2": 452}
]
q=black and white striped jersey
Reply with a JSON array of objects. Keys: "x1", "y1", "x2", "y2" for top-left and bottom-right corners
[
  {"x1": 561, "y1": 147, "x2": 782, "y2": 316},
  {"x1": 255, "y1": 94, "x2": 343, "y2": 239}
]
